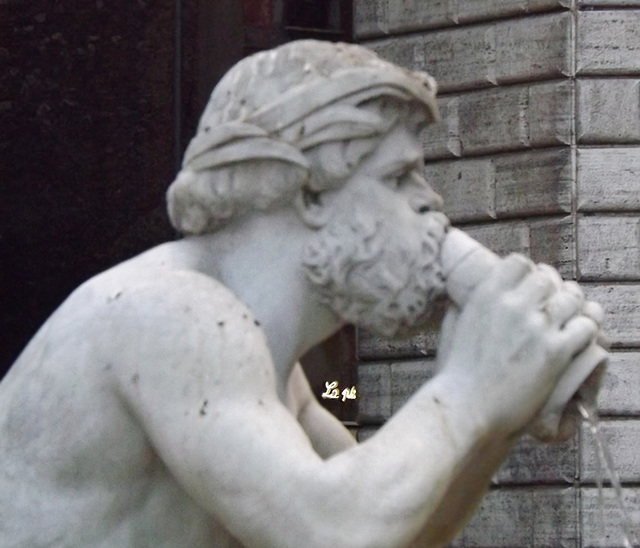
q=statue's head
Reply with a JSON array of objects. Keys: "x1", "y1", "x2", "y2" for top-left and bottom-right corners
[
  {"x1": 167, "y1": 40, "x2": 438, "y2": 235},
  {"x1": 167, "y1": 40, "x2": 447, "y2": 338}
]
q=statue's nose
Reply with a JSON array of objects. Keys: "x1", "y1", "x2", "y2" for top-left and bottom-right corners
[{"x1": 410, "y1": 182, "x2": 443, "y2": 214}]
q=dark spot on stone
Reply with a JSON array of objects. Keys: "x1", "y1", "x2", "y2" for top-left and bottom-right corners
[
  {"x1": 104, "y1": 363, "x2": 113, "y2": 371},
  {"x1": 200, "y1": 399, "x2": 208, "y2": 416},
  {"x1": 218, "y1": 321, "x2": 225, "y2": 327},
  {"x1": 204, "y1": 126, "x2": 211, "y2": 132},
  {"x1": 108, "y1": 290, "x2": 123, "y2": 303},
  {"x1": 258, "y1": 399, "x2": 264, "y2": 406},
  {"x1": 254, "y1": 319, "x2": 260, "y2": 326},
  {"x1": 434, "y1": 397, "x2": 441, "y2": 404},
  {"x1": 301, "y1": 186, "x2": 322, "y2": 208},
  {"x1": 242, "y1": 314, "x2": 248, "y2": 319},
  {"x1": 131, "y1": 373, "x2": 140, "y2": 384}
]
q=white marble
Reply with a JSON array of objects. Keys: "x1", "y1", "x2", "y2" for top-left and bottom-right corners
[{"x1": 0, "y1": 40, "x2": 605, "y2": 547}]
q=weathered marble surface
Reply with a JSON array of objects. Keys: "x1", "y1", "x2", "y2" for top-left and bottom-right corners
[{"x1": 0, "y1": 40, "x2": 605, "y2": 548}]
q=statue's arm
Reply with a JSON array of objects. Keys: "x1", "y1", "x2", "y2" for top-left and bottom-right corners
[
  {"x1": 287, "y1": 362, "x2": 357, "y2": 458},
  {"x1": 112, "y1": 263, "x2": 596, "y2": 548},
  {"x1": 119, "y1": 351, "x2": 491, "y2": 548},
  {"x1": 405, "y1": 432, "x2": 515, "y2": 547},
  {"x1": 110, "y1": 274, "x2": 500, "y2": 548}
]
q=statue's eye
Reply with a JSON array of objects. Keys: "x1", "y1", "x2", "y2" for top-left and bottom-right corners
[{"x1": 384, "y1": 169, "x2": 409, "y2": 190}]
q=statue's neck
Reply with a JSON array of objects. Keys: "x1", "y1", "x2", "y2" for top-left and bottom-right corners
[{"x1": 176, "y1": 213, "x2": 344, "y2": 397}]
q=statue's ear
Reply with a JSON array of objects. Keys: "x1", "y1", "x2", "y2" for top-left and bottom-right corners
[{"x1": 294, "y1": 185, "x2": 332, "y2": 228}]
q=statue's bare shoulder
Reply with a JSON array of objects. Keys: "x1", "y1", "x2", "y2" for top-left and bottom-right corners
[
  {"x1": 0, "y1": 248, "x2": 269, "y2": 546},
  {"x1": 78, "y1": 250, "x2": 278, "y2": 400}
]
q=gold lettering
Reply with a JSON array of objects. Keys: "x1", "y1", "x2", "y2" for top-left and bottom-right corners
[
  {"x1": 321, "y1": 381, "x2": 340, "y2": 400},
  {"x1": 322, "y1": 382, "x2": 357, "y2": 402},
  {"x1": 342, "y1": 386, "x2": 357, "y2": 401}
]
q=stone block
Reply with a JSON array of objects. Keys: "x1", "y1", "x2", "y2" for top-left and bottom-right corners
[
  {"x1": 357, "y1": 328, "x2": 439, "y2": 361},
  {"x1": 494, "y1": 148, "x2": 573, "y2": 219},
  {"x1": 578, "y1": 215, "x2": 640, "y2": 280},
  {"x1": 424, "y1": 81, "x2": 573, "y2": 160},
  {"x1": 464, "y1": 221, "x2": 532, "y2": 258},
  {"x1": 457, "y1": 487, "x2": 578, "y2": 547},
  {"x1": 426, "y1": 157, "x2": 497, "y2": 223},
  {"x1": 356, "y1": 362, "x2": 392, "y2": 424},
  {"x1": 427, "y1": 148, "x2": 572, "y2": 223},
  {"x1": 583, "y1": 284, "x2": 640, "y2": 347},
  {"x1": 581, "y1": 420, "x2": 640, "y2": 483},
  {"x1": 581, "y1": 487, "x2": 640, "y2": 548},
  {"x1": 490, "y1": 12, "x2": 572, "y2": 86},
  {"x1": 354, "y1": 0, "x2": 571, "y2": 39},
  {"x1": 463, "y1": 217, "x2": 575, "y2": 277},
  {"x1": 527, "y1": 80, "x2": 574, "y2": 148},
  {"x1": 598, "y1": 352, "x2": 640, "y2": 415},
  {"x1": 578, "y1": 10, "x2": 640, "y2": 75},
  {"x1": 454, "y1": 0, "x2": 572, "y2": 24},
  {"x1": 577, "y1": 79, "x2": 640, "y2": 144},
  {"x1": 580, "y1": 0, "x2": 640, "y2": 4},
  {"x1": 578, "y1": 147, "x2": 640, "y2": 211},
  {"x1": 530, "y1": 216, "x2": 577, "y2": 278},
  {"x1": 422, "y1": 95, "x2": 462, "y2": 159},
  {"x1": 367, "y1": 12, "x2": 571, "y2": 93},
  {"x1": 357, "y1": 359, "x2": 437, "y2": 422},
  {"x1": 494, "y1": 433, "x2": 577, "y2": 484},
  {"x1": 354, "y1": 0, "x2": 452, "y2": 38}
]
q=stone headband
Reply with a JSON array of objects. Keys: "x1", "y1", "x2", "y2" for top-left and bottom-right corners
[{"x1": 181, "y1": 66, "x2": 439, "y2": 175}]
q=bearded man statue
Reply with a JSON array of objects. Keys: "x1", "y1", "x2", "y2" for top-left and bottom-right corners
[{"x1": 0, "y1": 40, "x2": 604, "y2": 548}]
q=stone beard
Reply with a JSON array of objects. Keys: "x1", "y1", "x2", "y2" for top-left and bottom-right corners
[{"x1": 302, "y1": 202, "x2": 449, "y2": 339}]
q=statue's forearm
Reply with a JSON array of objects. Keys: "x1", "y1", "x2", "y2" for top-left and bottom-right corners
[
  {"x1": 297, "y1": 398, "x2": 357, "y2": 458},
  {"x1": 312, "y1": 374, "x2": 505, "y2": 548},
  {"x1": 406, "y1": 435, "x2": 516, "y2": 547},
  {"x1": 205, "y1": 376, "x2": 502, "y2": 548}
]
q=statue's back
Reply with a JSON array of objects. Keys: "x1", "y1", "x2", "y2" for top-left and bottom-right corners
[{"x1": 0, "y1": 252, "x2": 240, "y2": 548}]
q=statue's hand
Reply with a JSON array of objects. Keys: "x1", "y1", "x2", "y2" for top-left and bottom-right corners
[
  {"x1": 529, "y1": 290, "x2": 609, "y2": 442},
  {"x1": 436, "y1": 254, "x2": 598, "y2": 439}
]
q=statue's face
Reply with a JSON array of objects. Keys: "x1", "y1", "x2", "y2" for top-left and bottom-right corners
[{"x1": 302, "y1": 122, "x2": 449, "y2": 338}]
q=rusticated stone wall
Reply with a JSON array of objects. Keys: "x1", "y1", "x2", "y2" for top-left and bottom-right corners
[{"x1": 354, "y1": 2, "x2": 640, "y2": 546}]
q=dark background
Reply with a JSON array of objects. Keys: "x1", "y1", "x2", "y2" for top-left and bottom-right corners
[{"x1": 1, "y1": 0, "x2": 353, "y2": 416}]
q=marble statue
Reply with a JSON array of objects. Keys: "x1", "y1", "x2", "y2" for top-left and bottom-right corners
[{"x1": 0, "y1": 40, "x2": 607, "y2": 547}]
